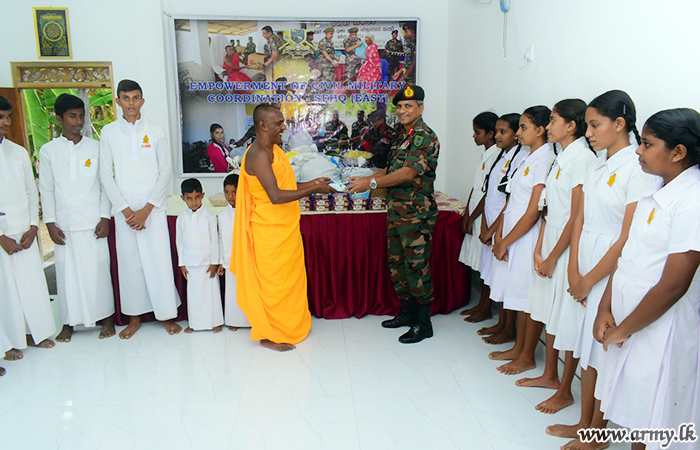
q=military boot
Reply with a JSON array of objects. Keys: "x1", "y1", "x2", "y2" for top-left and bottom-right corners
[
  {"x1": 381, "y1": 299, "x2": 416, "y2": 328},
  {"x1": 399, "y1": 302, "x2": 433, "y2": 343}
]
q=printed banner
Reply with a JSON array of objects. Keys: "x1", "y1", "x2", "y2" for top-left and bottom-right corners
[{"x1": 171, "y1": 18, "x2": 418, "y2": 174}]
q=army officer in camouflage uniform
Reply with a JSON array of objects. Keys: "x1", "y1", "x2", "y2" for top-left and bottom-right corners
[
  {"x1": 343, "y1": 27, "x2": 363, "y2": 84},
  {"x1": 348, "y1": 85, "x2": 439, "y2": 344},
  {"x1": 318, "y1": 27, "x2": 339, "y2": 82}
]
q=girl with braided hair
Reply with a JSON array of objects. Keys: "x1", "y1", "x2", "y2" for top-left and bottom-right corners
[
  {"x1": 547, "y1": 90, "x2": 657, "y2": 449},
  {"x1": 592, "y1": 108, "x2": 700, "y2": 450}
]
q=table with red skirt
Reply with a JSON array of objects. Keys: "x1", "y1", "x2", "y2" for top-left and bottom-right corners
[{"x1": 108, "y1": 192, "x2": 471, "y2": 326}]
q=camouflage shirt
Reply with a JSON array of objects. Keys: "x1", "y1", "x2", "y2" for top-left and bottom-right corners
[
  {"x1": 386, "y1": 118, "x2": 439, "y2": 220},
  {"x1": 384, "y1": 38, "x2": 403, "y2": 57},
  {"x1": 403, "y1": 38, "x2": 416, "y2": 65},
  {"x1": 318, "y1": 37, "x2": 336, "y2": 64},
  {"x1": 343, "y1": 36, "x2": 362, "y2": 62},
  {"x1": 266, "y1": 34, "x2": 285, "y2": 57}
]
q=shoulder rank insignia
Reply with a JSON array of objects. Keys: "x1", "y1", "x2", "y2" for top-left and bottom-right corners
[
  {"x1": 143, "y1": 135, "x2": 149, "y2": 144},
  {"x1": 647, "y1": 207, "x2": 655, "y2": 224},
  {"x1": 607, "y1": 173, "x2": 616, "y2": 186},
  {"x1": 524, "y1": 167, "x2": 530, "y2": 176},
  {"x1": 556, "y1": 168, "x2": 561, "y2": 179},
  {"x1": 85, "y1": 159, "x2": 91, "y2": 167},
  {"x1": 413, "y1": 135, "x2": 424, "y2": 147}
]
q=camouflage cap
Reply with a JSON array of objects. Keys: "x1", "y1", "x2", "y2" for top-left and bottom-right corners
[
  {"x1": 348, "y1": 27, "x2": 359, "y2": 33},
  {"x1": 324, "y1": 27, "x2": 334, "y2": 33},
  {"x1": 392, "y1": 84, "x2": 424, "y2": 105}
]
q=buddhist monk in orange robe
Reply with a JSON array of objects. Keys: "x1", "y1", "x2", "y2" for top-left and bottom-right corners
[{"x1": 232, "y1": 104, "x2": 333, "y2": 351}]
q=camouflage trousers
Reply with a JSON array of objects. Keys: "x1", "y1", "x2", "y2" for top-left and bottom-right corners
[
  {"x1": 345, "y1": 60, "x2": 362, "y2": 83},
  {"x1": 320, "y1": 63, "x2": 335, "y2": 82},
  {"x1": 387, "y1": 216, "x2": 437, "y2": 305}
]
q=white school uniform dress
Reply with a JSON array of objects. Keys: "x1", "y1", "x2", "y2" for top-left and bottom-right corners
[
  {"x1": 218, "y1": 204, "x2": 250, "y2": 327},
  {"x1": 596, "y1": 166, "x2": 700, "y2": 447},
  {"x1": 0, "y1": 138, "x2": 56, "y2": 349},
  {"x1": 525, "y1": 138, "x2": 596, "y2": 338},
  {"x1": 573, "y1": 145, "x2": 657, "y2": 370},
  {"x1": 176, "y1": 206, "x2": 224, "y2": 330},
  {"x1": 39, "y1": 136, "x2": 115, "y2": 327},
  {"x1": 0, "y1": 322, "x2": 11, "y2": 354},
  {"x1": 99, "y1": 117, "x2": 181, "y2": 320},
  {"x1": 479, "y1": 146, "x2": 528, "y2": 289},
  {"x1": 491, "y1": 144, "x2": 555, "y2": 311},
  {"x1": 459, "y1": 144, "x2": 500, "y2": 270}
]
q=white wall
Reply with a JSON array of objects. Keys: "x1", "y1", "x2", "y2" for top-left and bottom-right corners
[
  {"x1": 5, "y1": 1, "x2": 697, "y2": 201},
  {"x1": 0, "y1": 1, "x2": 449, "y2": 197},
  {"x1": 445, "y1": 0, "x2": 700, "y2": 202}
]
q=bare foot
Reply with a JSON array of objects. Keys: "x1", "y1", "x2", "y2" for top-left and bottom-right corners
[
  {"x1": 99, "y1": 318, "x2": 116, "y2": 339},
  {"x1": 536, "y1": 390, "x2": 574, "y2": 414},
  {"x1": 561, "y1": 437, "x2": 609, "y2": 450},
  {"x1": 0, "y1": 366, "x2": 5, "y2": 376},
  {"x1": 4, "y1": 349, "x2": 23, "y2": 361},
  {"x1": 477, "y1": 323, "x2": 502, "y2": 336},
  {"x1": 228, "y1": 326, "x2": 239, "y2": 331},
  {"x1": 119, "y1": 318, "x2": 141, "y2": 340},
  {"x1": 515, "y1": 374, "x2": 560, "y2": 389},
  {"x1": 460, "y1": 304, "x2": 480, "y2": 316},
  {"x1": 260, "y1": 339, "x2": 295, "y2": 352},
  {"x1": 465, "y1": 308, "x2": 492, "y2": 323},
  {"x1": 547, "y1": 423, "x2": 584, "y2": 439},
  {"x1": 28, "y1": 336, "x2": 55, "y2": 349},
  {"x1": 184, "y1": 327, "x2": 194, "y2": 334},
  {"x1": 483, "y1": 330, "x2": 516, "y2": 345},
  {"x1": 56, "y1": 325, "x2": 74, "y2": 343},
  {"x1": 162, "y1": 320, "x2": 182, "y2": 335},
  {"x1": 213, "y1": 326, "x2": 223, "y2": 333},
  {"x1": 489, "y1": 346, "x2": 519, "y2": 361},
  {"x1": 498, "y1": 359, "x2": 536, "y2": 375}
]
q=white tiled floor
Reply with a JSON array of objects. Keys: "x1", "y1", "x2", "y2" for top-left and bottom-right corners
[{"x1": 0, "y1": 301, "x2": 626, "y2": 450}]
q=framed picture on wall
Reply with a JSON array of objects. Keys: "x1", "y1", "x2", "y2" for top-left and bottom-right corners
[
  {"x1": 168, "y1": 16, "x2": 418, "y2": 176},
  {"x1": 33, "y1": 7, "x2": 72, "y2": 59}
]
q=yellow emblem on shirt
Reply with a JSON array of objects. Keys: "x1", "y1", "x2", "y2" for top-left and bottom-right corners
[
  {"x1": 482, "y1": 162, "x2": 485, "y2": 171},
  {"x1": 556, "y1": 168, "x2": 561, "y2": 179},
  {"x1": 524, "y1": 167, "x2": 530, "y2": 176},
  {"x1": 85, "y1": 159, "x2": 91, "y2": 167},
  {"x1": 647, "y1": 207, "x2": 655, "y2": 224},
  {"x1": 607, "y1": 173, "x2": 616, "y2": 187},
  {"x1": 143, "y1": 135, "x2": 149, "y2": 144},
  {"x1": 505, "y1": 159, "x2": 511, "y2": 168}
]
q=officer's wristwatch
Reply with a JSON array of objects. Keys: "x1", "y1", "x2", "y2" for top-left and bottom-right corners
[{"x1": 369, "y1": 177, "x2": 378, "y2": 190}]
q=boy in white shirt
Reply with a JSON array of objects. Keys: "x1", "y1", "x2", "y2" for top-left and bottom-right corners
[
  {"x1": 217, "y1": 174, "x2": 250, "y2": 330},
  {"x1": 0, "y1": 95, "x2": 56, "y2": 360},
  {"x1": 39, "y1": 94, "x2": 115, "y2": 342},
  {"x1": 99, "y1": 80, "x2": 181, "y2": 339},
  {"x1": 176, "y1": 178, "x2": 224, "y2": 333}
]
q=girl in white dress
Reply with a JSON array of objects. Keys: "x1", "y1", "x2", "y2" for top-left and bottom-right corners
[
  {"x1": 477, "y1": 114, "x2": 527, "y2": 344},
  {"x1": 594, "y1": 109, "x2": 700, "y2": 450},
  {"x1": 548, "y1": 90, "x2": 656, "y2": 450},
  {"x1": 489, "y1": 106, "x2": 556, "y2": 374},
  {"x1": 516, "y1": 100, "x2": 597, "y2": 414},
  {"x1": 459, "y1": 112, "x2": 501, "y2": 323}
]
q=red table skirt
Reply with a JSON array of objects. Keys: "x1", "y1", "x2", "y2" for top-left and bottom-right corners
[{"x1": 108, "y1": 210, "x2": 470, "y2": 326}]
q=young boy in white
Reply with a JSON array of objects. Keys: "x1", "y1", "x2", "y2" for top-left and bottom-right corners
[
  {"x1": 0, "y1": 95, "x2": 55, "y2": 360},
  {"x1": 217, "y1": 174, "x2": 250, "y2": 330},
  {"x1": 176, "y1": 178, "x2": 224, "y2": 333},
  {"x1": 99, "y1": 79, "x2": 181, "y2": 339},
  {"x1": 39, "y1": 94, "x2": 115, "y2": 342}
]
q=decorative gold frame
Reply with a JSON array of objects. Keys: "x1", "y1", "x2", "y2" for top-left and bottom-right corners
[
  {"x1": 33, "y1": 7, "x2": 72, "y2": 59},
  {"x1": 11, "y1": 61, "x2": 114, "y2": 89}
]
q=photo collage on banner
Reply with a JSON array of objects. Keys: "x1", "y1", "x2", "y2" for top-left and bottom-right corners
[{"x1": 172, "y1": 18, "x2": 418, "y2": 175}]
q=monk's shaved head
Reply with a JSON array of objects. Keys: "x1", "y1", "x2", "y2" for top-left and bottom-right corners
[{"x1": 253, "y1": 104, "x2": 281, "y2": 132}]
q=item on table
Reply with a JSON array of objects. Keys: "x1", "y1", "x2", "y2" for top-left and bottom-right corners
[
  {"x1": 312, "y1": 193, "x2": 331, "y2": 211},
  {"x1": 331, "y1": 192, "x2": 349, "y2": 211},
  {"x1": 369, "y1": 197, "x2": 386, "y2": 210},
  {"x1": 299, "y1": 196, "x2": 312, "y2": 212}
]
